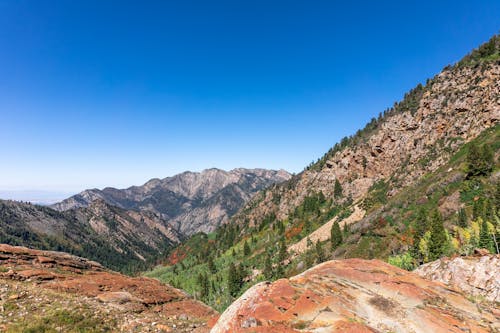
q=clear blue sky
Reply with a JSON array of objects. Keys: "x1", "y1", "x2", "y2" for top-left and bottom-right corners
[{"x1": 0, "y1": 1, "x2": 499, "y2": 200}]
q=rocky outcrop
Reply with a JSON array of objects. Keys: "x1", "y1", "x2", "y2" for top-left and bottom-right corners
[
  {"x1": 0, "y1": 244, "x2": 218, "y2": 332},
  {"x1": 211, "y1": 258, "x2": 499, "y2": 333},
  {"x1": 415, "y1": 254, "x2": 500, "y2": 303},
  {"x1": 52, "y1": 168, "x2": 291, "y2": 235},
  {"x1": 234, "y1": 61, "x2": 499, "y2": 228}
]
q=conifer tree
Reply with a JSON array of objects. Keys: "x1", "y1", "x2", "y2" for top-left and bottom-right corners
[
  {"x1": 478, "y1": 219, "x2": 494, "y2": 253},
  {"x1": 263, "y1": 253, "x2": 273, "y2": 279},
  {"x1": 197, "y1": 273, "x2": 209, "y2": 299},
  {"x1": 278, "y1": 237, "x2": 287, "y2": 262},
  {"x1": 315, "y1": 240, "x2": 326, "y2": 263},
  {"x1": 330, "y1": 221, "x2": 343, "y2": 250},
  {"x1": 467, "y1": 143, "x2": 494, "y2": 177},
  {"x1": 228, "y1": 263, "x2": 240, "y2": 297},
  {"x1": 457, "y1": 208, "x2": 468, "y2": 228},
  {"x1": 207, "y1": 256, "x2": 217, "y2": 274},
  {"x1": 334, "y1": 179, "x2": 343, "y2": 198},
  {"x1": 429, "y1": 210, "x2": 447, "y2": 261},
  {"x1": 243, "y1": 240, "x2": 251, "y2": 256}
]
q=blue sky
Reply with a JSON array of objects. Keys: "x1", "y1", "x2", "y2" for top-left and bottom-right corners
[{"x1": 0, "y1": 1, "x2": 499, "y2": 201}]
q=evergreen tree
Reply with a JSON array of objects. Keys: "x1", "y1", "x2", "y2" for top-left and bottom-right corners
[
  {"x1": 457, "y1": 208, "x2": 468, "y2": 228},
  {"x1": 243, "y1": 240, "x2": 251, "y2": 256},
  {"x1": 207, "y1": 256, "x2": 217, "y2": 274},
  {"x1": 330, "y1": 221, "x2": 343, "y2": 250},
  {"x1": 467, "y1": 143, "x2": 494, "y2": 177},
  {"x1": 334, "y1": 179, "x2": 343, "y2": 198},
  {"x1": 228, "y1": 263, "x2": 240, "y2": 297},
  {"x1": 428, "y1": 210, "x2": 447, "y2": 261},
  {"x1": 197, "y1": 273, "x2": 209, "y2": 299},
  {"x1": 315, "y1": 240, "x2": 326, "y2": 263},
  {"x1": 473, "y1": 198, "x2": 484, "y2": 221},
  {"x1": 278, "y1": 237, "x2": 287, "y2": 262},
  {"x1": 495, "y1": 182, "x2": 500, "y2": 216},
  {"x1": 263, "y1": 253, "x2": 273, "y2": 279},
  {"x1": 478, "y1": 219, "x2": 494, "y2": 253}
]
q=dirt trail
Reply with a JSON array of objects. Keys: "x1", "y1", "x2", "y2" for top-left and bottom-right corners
[{"x1": 288, "y1": 205, "x2": 365, "y2": 256}]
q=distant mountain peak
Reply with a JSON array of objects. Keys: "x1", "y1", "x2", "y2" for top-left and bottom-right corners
[{"x1": 51, "y1": 168, "x2": 291, "y2": 235}]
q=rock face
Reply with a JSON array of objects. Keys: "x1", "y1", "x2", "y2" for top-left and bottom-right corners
[
  {"x1": 0, "y1": 244, "x2": 218, "y2": 332},
  {"x1": 211, "y1": 259, "x2": 499, "y2": 333},
  {"x1": 233, "y1": 61, "x2": 499, "y2": 228},
  {"x1": 52, "y1": 168, "x2": 291, "y2": 235},
  {"x1": 415, "y1": 254, "x2": 500, "y2": 303}
]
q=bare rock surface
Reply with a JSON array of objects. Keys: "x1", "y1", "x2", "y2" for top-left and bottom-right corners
[
  {"x1": 234, "y1": 62, "x2": 499, "y2": 231},
  {"x1": 415, "y1": 254, "x2": 500, "y2": 303},
  {"x1": 0, "y1": 244, "x2": 218, "y2": 332},
  {"x1": 211, "y1": 258, "x2": 499, "y2": 332}
]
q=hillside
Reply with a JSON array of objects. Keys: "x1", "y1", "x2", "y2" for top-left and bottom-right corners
[
  {"x1": 0, "y1": 244, "x2": 217, "y2": 332},
  {"x1": 145, "y1": 35, "x2": 500, "y2": 312},
  {"x1": 0, "y1": 199, "x2": 180, "y2": 273},
  {"x1": 52, "y1": 168, "x2": 291, "y2": 235}
]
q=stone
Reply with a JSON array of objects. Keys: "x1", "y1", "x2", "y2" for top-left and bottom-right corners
[{"x1": 211, "y1": 258, "x2": 499, "y2": 332}]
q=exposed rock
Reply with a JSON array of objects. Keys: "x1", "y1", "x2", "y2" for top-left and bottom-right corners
[
  {"x1": 211, "y1": 259, "x2": 499, "y2": 332},
  {"x1": 52, "y1": 168, "x2": 291, "y2": 235},
  {"x1": 233, "y1": 62, "x2": 499, "y2": 234},
  {"x1": 415, "y1": 254, "x2": 500, "y2": 303},
  {"x1": 0, "y1": 244, "x2": 218, "y2": 332}
]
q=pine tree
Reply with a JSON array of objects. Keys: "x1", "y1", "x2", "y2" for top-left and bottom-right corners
[
  {"x1": 473, "y1": 199, "x2": 484, "y2": 220},
  {"x1": 228, "y1": 263, "x2": 240, "y2": 297},
  {"x1": 330, "y1": 221, "x2": 343, "y2": 250},
  {"x1": 207, "y1": 256, "x2": 217, "y2": 274},
  {"x1": 278, "y1": 237, "x2": 287, "y2": 262},
  {"x1": 197, "y1": 273, "x2": 209, "y2": 299},
  {"x1": 315, "y1": 240, "x2": 326, "y2": 263},
  {"x1": 478, "y1": 219, "x2": 494, "y2": 253},
  {"x1": 243, "y1": 241, "x2": 251, "y2": 256},
  {"x1": 467, "y1": 143, "x2": 494, "y2": 177},
  {"x1": 457, "y1": 208, "x2": 468, "y2": 228},
  {"x1": 263, "y1": 253, "x2": 273, "y2": 279},
  {"x1": 334, "y1": 179, "x2": 343, "y2": 198},
  {"x1": 428, "y1": 210, "x2": 447, "y2": 261}
]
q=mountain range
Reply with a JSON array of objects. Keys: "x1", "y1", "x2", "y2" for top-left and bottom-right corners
[
  {"x1": 0, "y1": 168, "x2": 290, "y2": 272},
  {"x1": 52, "y1": 168, "x2": 291, "y2": 235}
]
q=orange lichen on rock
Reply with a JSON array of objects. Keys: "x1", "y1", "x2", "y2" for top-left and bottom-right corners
[{"x1": 211, "y1": 259, "x2": 499, "y2": 333}]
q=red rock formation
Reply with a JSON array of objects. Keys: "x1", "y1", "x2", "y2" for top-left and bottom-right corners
[
  {"x1": 211, "y1": 258, "x2": 499, "y2": 332},
  {"x1": 0, "y1": 244, "x2": 217, "y2": 332}
]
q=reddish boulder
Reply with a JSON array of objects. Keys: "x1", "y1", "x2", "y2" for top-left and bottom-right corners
[{"x1": 211, "y1": 259, "x2": 499, "y2": 332}]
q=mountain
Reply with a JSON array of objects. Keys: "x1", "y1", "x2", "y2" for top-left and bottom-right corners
[
  {"x1": 211, "y1": 257, "x2": 499, "y2": 332},
  {"x1": 0, "y1": 244, "x2": 217, "y2": 332},
  {"x1": 0, "y1": 199, "x2": 180, "y2": 273},
  {"x1": 52, "y1": 168, "x2": 291, "y2": 235},
  {"x1": 146, "y1": 35, "x2": 500, "y2": 312}
]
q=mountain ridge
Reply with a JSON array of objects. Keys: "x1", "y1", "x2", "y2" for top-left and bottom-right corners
[{"x1": 52, "y1": 168, "x2": 291, "y2": 235}]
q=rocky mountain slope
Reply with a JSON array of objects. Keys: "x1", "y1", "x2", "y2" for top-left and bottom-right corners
[
  {"x1": 0, "y1": 199, "x2": 181, "y2": 273},
  {"x1": 52, "y1": 168, "x2": 290, "y2": 235},
  {"x1": 211, "y1": 258, "x2": 499, "y2": 333},
  {"x1": 0, "y1": 244, "x2": 218, "y2": 332},
  {"x1": 233, "y1": 46, "x2": 498, "y2": 228}
]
